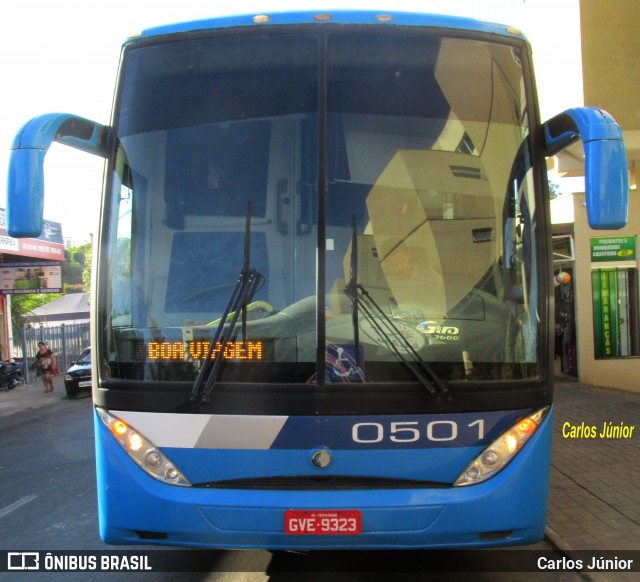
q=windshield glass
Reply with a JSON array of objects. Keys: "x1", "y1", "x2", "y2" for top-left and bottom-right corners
[{"x1": 103, "y1": 30, "x2": 539, "y2": 386}]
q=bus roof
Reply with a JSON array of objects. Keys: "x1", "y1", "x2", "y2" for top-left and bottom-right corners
[{"x1": 132, "y1": 10, "x2": 528, "y2": 42}]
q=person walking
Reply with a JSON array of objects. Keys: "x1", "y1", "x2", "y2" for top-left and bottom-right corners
[{"x1": 35, "y1": 341, "x2": 56, "y2": 393}]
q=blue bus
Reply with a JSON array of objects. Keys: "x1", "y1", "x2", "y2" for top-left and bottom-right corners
[{"x1": 7, "y1": 10, "x2": 627, "y2": 549}]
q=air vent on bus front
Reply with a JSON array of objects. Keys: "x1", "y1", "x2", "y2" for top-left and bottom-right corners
[{"x1": 193, "y1": 475, "x2": 449, "y2": 490}]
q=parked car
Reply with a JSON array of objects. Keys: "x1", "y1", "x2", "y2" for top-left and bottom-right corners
[{"x1": 64, "y1": 347, "x2": 92, "y2": 398}]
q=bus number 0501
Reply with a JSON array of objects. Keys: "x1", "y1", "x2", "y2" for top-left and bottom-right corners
[{"x1": 351, "y1": 420, "x2": 485, "y2": 443}]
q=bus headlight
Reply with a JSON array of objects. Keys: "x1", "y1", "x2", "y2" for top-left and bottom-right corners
[
  {"x1": 96, "y1": 408, "x2": 191, "y2": 486},
  {"x1": 453, "y1": 406, "x2": 549, "y2": 487}
]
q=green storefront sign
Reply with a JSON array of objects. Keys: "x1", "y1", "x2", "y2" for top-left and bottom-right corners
[
  {"x1": 590, "y1": 236, "x2": 636, "y2": 263},
  {"x1": 592, "y1": 270, "x2": 619, "y2": 358}
]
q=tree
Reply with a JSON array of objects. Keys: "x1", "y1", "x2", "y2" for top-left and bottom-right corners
[
  {"x1": 82, "y1": 246, "x2": 92, "y2": 295},
  {"x1": 548, "y1": 180, "x2": 562, "y2": 199},
  {"x1": 10, "y1": 293, "x2": 57, "y2": 330},
  {"x1": 62, "y1": 242, "x2": 91, "y2": 289}
]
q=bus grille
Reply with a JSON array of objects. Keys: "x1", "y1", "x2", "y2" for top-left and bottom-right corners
[{"x1": 193, "y1": 475, "x2": 448, "y2": 490}]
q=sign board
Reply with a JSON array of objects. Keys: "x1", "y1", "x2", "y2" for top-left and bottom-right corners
[
  {"x1": 0, "y1": 208, "x2": 65, "y2": 261},
  {"x1": 0, "y1": 262, "x2": 62, "y2": 294},
  {"x1": 590, "y1": 236, "x2": 636, "y2": 263},
  {"x1": 592, "y1": 270, "x2": 618, "y2": 358}
]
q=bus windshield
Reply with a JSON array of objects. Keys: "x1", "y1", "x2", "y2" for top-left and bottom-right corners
[{"x1": 104, "y1": 30, "x2": 540, "y2": 386}]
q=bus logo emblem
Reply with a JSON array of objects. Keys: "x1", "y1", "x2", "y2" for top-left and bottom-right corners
[{"x1": 311, "y1": 449, "x2": 332, "y2": 468}]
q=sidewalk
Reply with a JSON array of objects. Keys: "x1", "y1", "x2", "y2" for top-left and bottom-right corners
[
  {"x1": 0, "y1": 373, "x2": 67, "y2": 418},
  {"x1": 546, "y1": 376, "x2": 640, "y2": 556},
  {"x1": 1, "y1": 372, "x2": 638, "y2": 558}
]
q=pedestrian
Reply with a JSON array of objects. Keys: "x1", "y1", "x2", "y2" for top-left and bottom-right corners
[{"x1": 35, "y1": 341, "x2": 56, "y2": 393}]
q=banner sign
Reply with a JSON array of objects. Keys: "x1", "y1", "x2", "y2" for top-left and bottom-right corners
[
  {"x1": 0, "y1": 208, "x2": 65, "y2": 261},
  {"x1": 0, "y1": 262, "x2": 62, "y2": 294},
  {"x1": 592, "y1": 270, "x2": 619, "y2": 358},
  {"x1": 590, "y1": 236, "x2": 636, "y2": 263},
  {"x1": 1, "y1": 549, "x2": 639, "y2": 573}
]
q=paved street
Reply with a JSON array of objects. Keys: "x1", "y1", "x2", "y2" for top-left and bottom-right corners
[
  {"x1": 0, "y1": 373, "x2": 638, "y2": 579},
  {"x1": 546, "y1": 376, "x2": 640, "y2": 572}
]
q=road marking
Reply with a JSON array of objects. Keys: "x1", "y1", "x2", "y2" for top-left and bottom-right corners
[{"x1": 0, "y1": 495, "x2": 38, "y2": 519}]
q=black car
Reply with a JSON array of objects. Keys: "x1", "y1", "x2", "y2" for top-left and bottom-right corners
[{"x1": 64, "y1": 347, "x2": 92, "y2": 398}]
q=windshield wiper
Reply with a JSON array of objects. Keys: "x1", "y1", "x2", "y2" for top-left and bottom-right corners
[
  {"x1": 191, "y1": 201, "x2": 264, "y2": 404},
  {"x1": 344, "y1": 222, "x2": 454, "y2": 401}
]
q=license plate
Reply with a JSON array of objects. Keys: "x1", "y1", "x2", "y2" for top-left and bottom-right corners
[
  {"x1": 284, "y1": 510, "x2": 361, "y2": 535},
  {"x1": 78, "y1": 381, "x2": 92, "y2": 388}
]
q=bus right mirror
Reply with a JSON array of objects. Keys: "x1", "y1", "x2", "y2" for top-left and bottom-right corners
[{"x1": 543, "y1": 107, "x2": 628, "y2": 230}]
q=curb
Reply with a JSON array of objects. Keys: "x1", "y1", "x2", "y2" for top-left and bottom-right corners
[{"x1": 545, "y1": 525, "x2": 611, "y2": 582}]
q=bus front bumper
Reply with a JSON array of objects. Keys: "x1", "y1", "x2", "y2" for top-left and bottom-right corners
[{"x1": 95, "y1": 408, "x2": 552, "y2": 549}]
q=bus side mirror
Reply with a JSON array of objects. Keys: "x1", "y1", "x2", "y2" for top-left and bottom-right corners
[
  {"x1": 6, "y1": 113, "x2": 110, "y2": 238},
  {"x1": 543, "y1": 107, "x2": 628, "y2": 230}
]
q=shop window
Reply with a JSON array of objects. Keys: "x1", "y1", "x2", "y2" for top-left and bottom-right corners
[
  {"x1": 553, "y1": 234, "x2": 575, "y2": 264},
  {"x1": 591, "y1": 268, "x2": 640, "y2": 358}
]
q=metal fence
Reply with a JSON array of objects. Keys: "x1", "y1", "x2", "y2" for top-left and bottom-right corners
[{"x1": 14, "y1": 323, "x2": 90, "y2": 383}]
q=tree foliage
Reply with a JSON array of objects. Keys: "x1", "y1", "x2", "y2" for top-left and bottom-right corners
[{"x1": 548, "y1": 180, "x2": 562, "y2": 199}]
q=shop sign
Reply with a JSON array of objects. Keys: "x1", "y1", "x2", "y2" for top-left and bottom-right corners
[
  {"x1": 592, "y1": 270, "x2": 619, "y2": 358},
  {"x1": 590, "y1": 236, "x2": 636, "y2": 263},
  {"x1": 0, "y1": 209, "x2": 64, "y2": 261},
  {"x1": 0, "y1": 262, "x2": 62, "y2": 294}
]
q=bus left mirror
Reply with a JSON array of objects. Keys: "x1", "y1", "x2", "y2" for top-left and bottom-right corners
[
  {"x1": 6, "y1": 113, "x2": 110, "y2": 238},
  {"x1": 543, "y1": 107, "x2": 628, "y2": 230}
]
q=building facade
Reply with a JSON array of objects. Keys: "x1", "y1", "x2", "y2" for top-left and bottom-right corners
[
  {"x1": 551, "y1": 0, "x2": 640, "y2": 393},
  {"x1": 0, "y1": 210, "x2": 65, "y2": 360}
]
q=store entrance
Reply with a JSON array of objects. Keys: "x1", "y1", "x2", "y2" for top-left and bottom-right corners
[
  {"x1": 555, "y1": 268, "x2": 577, "y2": 376},
  {"x1": 553, "y1": 233, "x2": 577, "y2": 377}
]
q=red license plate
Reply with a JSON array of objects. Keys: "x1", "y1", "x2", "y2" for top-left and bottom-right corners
[{"x1": 284, "y1": 510, "x2": 362, "y2": 535}]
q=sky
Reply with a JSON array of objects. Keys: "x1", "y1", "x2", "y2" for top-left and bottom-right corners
[{"x1": 0, "y1": 0, "x2": 583, "y2": 244}]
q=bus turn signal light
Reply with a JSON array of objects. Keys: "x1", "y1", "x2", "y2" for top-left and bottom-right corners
[
  {"x1": 110, "y1": 419, "x2": 128, "y2": 436},
  {"x1": 97, "y1": 408, "x2": 190, "y2": 487},
  {"x1": 454, "y1": 407, "x2": 549, "y2": 487}
]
